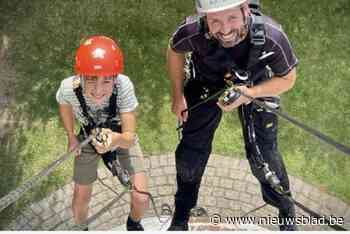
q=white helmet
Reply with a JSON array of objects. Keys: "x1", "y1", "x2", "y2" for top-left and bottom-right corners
[{"x1": 196, "y1": 0, "x2": 247, "y2": 13}]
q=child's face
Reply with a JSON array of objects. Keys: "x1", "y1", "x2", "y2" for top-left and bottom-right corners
[{"x1": 83, "y1": 76, "x2": 114, "y2": 105}]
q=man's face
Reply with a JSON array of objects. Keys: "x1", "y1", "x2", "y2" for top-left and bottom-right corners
[
  {"x1": 206, "y1": 6, "x2": 248, "y2": 48},
  {"x1": 83, "y1": 76, "x2": 114, "y2": 105}
]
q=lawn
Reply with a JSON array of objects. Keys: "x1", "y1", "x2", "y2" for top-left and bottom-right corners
[{"x1": 0, "y1": 0, "x2": 349, "y2": 229}]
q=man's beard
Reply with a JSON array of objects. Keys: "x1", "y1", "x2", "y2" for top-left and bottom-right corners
[{"x1": 214, "y1": 24, "x2": 248, "y2": 48}]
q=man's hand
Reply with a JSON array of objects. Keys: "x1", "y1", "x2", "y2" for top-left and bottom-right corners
[
  {"x1": 172, "y1": 95, "x2": 188, "y2": 123},
  {"x1": 91, "y1": 128, "x2": 114, "y2": 154},
  {"x1": 68, "y1": 135, "x2": 81, "y2": 157},
  {"x1": 217, "y1": 86, "x2": 252, "y2": 112}
]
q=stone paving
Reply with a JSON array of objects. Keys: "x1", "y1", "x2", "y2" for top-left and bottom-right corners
[{"x1": 6, "y1": 154, "x2": 350, "y2": 231}]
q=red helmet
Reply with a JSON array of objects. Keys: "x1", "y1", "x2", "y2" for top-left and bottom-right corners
[{"x1": 75, "y1": 35, "x2": 124, "y2": 77}]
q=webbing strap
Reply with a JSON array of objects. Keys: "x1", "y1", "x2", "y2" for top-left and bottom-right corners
[{"x1": 73, "y1": 81, "x2": 118, "y2": 130}]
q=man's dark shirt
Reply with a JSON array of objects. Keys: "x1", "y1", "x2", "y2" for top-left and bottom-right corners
[{"x1": 170, "y1": 15, "x2": 298, "y2": 86}]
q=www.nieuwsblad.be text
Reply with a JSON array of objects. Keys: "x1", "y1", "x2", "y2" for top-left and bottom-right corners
[{"x1": 210, "y1": 213, "x2": 344, "y2": 226}]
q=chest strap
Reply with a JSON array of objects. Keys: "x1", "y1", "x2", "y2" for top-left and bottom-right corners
[{"x1": 73, "y1": 78, "x2": 118, "y2": 133}]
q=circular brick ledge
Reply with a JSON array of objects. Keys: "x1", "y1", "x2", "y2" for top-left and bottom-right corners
[{"x1": 6, "y1": 154, "x2": 350, "y2": 231}]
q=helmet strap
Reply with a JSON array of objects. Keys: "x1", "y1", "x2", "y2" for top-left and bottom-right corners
[{"x1": 240, "y1": 6, "x2": 249, "y2": 35}]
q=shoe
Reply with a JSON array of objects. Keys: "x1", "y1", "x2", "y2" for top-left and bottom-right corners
[
  {"x1": 167, "y1": 219, "x2": 189, "y2": 231},
  {"x1": 167, "y1": 206, "x2": 190, "y2": 231},
  {"x1": 126, "y1": 215, "x2": 144, "y2": 231}
]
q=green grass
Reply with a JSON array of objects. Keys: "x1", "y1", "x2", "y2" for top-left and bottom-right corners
[{"x1": 0, "y1": 0, "x2": 349, "y2": 229}]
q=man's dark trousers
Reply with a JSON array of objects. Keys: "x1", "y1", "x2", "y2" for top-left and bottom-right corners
[{"x1": 172, "y1": 80, "x2": 296, "y2": 230}]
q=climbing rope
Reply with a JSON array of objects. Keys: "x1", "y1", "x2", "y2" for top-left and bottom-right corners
[
  {"x1": 175, "y1": 85, "x2": 349, "y2": 230},
  {"x1": 70, "y1": 176, "x2": 171, "y2": 230},
  {"x1": 177, "y1": 85, "x2": 350, "y2": 157},
  {"x1": 234, "y1": 87, "x2": 350, "y2": 156},
  {"x1": 97, "y1": 176, "x2": 163, "y2": 223},
  {"x1": 0, "y1": 136, "x2": 93, "y2": 213},
  {"x1": 0, "y1": 83, "x2": 348, "y2": 230}
]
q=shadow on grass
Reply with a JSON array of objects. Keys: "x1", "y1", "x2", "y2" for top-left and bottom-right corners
[
  {"x1": 1, "y1": 0, "x2": 349, "y2": 230},
  {"x1": 0, "y1": 113, "x2": 71, "y2": 229},
  {"x1": 0, "y1": 114, "x2": 28, "y2": 229},
  {"x1": 0, "y1": 0, "x2": 190, "y2": 228}
]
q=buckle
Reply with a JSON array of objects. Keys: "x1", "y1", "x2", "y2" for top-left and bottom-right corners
[
  {"x1": 251, "y1": 30, "x2": 265, "y2": 45},
  {"x1": 249, "y1": 0, "x2": 261, "y2": 12},
  {"x1": 250, "y1": 15, "x2": 266, "y2": 46}
]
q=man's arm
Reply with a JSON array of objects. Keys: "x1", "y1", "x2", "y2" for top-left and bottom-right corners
[
  {"x1": 167, "y1": 47, "x2": 186, "y2": 100},
  {"x1": 166, "y1": 47, "x2": 188, "y2": 122},
  {"x1": 218, "y1": 68, "x2": 297, "y2": 112},
  {"x1": 248, "y1": 68, "x2": 297, "y2": 98}
]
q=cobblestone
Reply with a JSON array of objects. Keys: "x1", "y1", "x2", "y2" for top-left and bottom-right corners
[
  {"x1": 240, "y1": 192, "x2": 253, "y2": 204},
  {"x1": 6, "y1": 154, "x2": 349, "y2": 231},
  {"x1": 150, "y1": 156, "x2": 160, "y2": 168},
  {"x1": 251, "y1": 196, "x2": 264, "y2": 206},
  {"x1": 229, "y1": 157, "x2": 241, "y2": 169},
  {"x1": 167, "y1": 155, "x2": 175, "y2": 166},
  {"x1": 229, "y1": 200, "x2": 240, "y2": 211},
  {"x1": 224, "y1": 190, "x2": 239, "y2": 200},
  {"x1": 16, "y1": 216, "x2": 30, "y2": 229},
  {"x1": 204, "y1": 196, "x2": 217, "y2": 207},
  {"x1": 220, "y1": 178, "x2": 233, "y2": 189},
  {"x1": 238, "y1": 160, "x2": 249, "y2": 171},
  {"x1": 229, "y1": 169, "x2": 246, "y2": 180},
  {"x1": 217, "y1": 197, "x2": 230, "y2": 208},
  {"x1": 205, "y1": 166, "x2": 216, "y2": 176},
  {"x1": 308, "y1": 186, "x2": 322, "y2": 202},
  {"x1": 222, "y1": 156, "x2": 236, "y2": 169},
  {"x1": 205, "y1": 176, "x2": 220, "y2": 187},
  {"x1": 232, "y1": 180, "x2": 246, "y2": 192},
  {"x1": 148, "y1": 187, "x2": 158, "y2": 197},
  {"x1": 154, "y1": 176, "x2": 167, "y2": 186},
  {"x1": 216, "y1": 167, "x2": 230, "y2": 177},
  {"x1": 166, "y1": 175, "x2": 176, "y2": 185},
  {"x1": 159, "y1": 155, "x2": 168, "y2": 166},
  {"x1": 30, "y1": 203, "x2": 44, "y2": 216},
  {"x1": 245, "y1": 173, "x2": 258, "y2": 185},
  {"x1": 150, "y1": 168, "x2": 163, "y2": 177},
  {"x1": 109, "y1": 206, "x2": 126, "y2": 218},
  {"x1": 200, "y1": 186, "x2": 213, "y2": 197},
  {"x1": 245, "y1": 183, "x2": 260, "y2": 196},
  {"x1": 157, "y1": 185, "x2": 173, "y2": 196},
  {"x1": 214, "y1": 187, "x2": 226, "y2": 197},
  {"x1": 290, "y1": 176, "x2": 304, "y2": 193},
  {"x1": 163, "y1": 166, "x2": 176, "y2": 174},
  {"x1": 51, "y1": 201, "x2": 66, "y2": 214},
  {"x1": 19, "y1": 223, "x2": 33, "y2": 230},
  {"x1": 143, "y1": 157, "x2": 151, "y2": 169},
  {"x1": 20, "y1": 209, "x2": 36, "y2": 221}
]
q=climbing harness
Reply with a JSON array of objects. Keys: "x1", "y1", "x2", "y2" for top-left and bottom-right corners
[
  {"x1": 0, "y1": 126, "x2": 124, "y2": 214},
  {"x1": 108, "y1": 161, "x2": 163, "y2": 223},
  {"x1": 176, "y1": 82, "x2": 349, "y2": 230},
  {"x1": 177, "y1": 81, "x2": 350, "y2": 157},
  {"x1": 234, "y1": 86, "x2": 350, "y2": 157},
  {"x1": 70, "y1": 171, "x2": 164, "y2": 230},
  {"x1": 0, "y1": 76, "x2": 166, "y2": 230},
  {"x1": 72, "y1": 77, "x2": 166, "y2": 228},
  {"x1": 174, "y1": 2, "x2": 350, "y2": 228}
]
